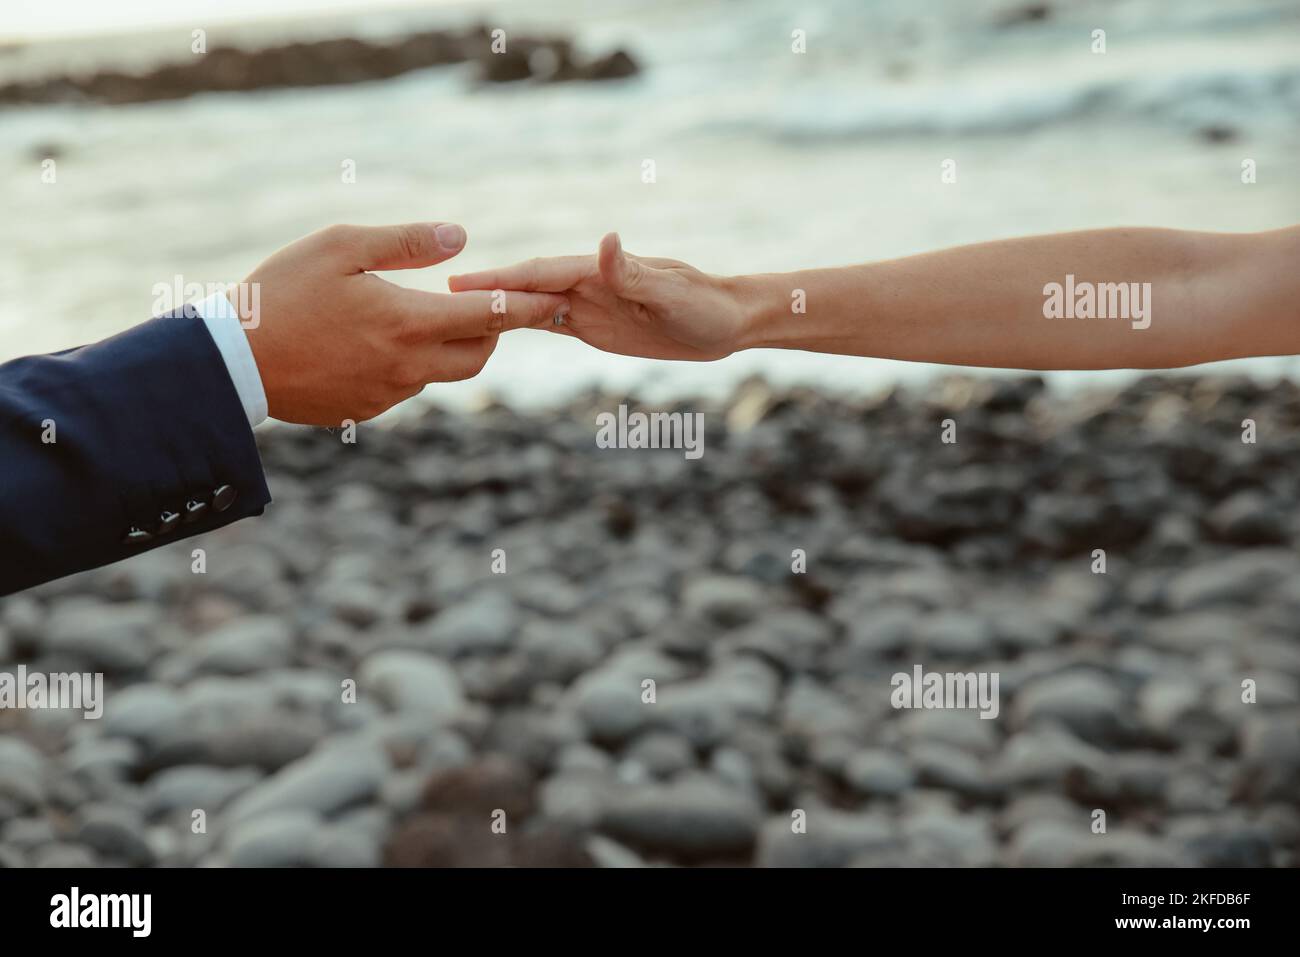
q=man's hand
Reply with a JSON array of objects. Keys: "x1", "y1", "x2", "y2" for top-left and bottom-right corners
[
  {"x1": 237, "y1": 222, "x2": 571, "y2": 425},
  {"x1": 448, "y1": 233, "x2": 749, "y2": 362}
]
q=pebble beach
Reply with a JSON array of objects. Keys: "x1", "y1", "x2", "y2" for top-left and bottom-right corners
[{"x1": 2, "y1": 374, "x2": 1298, "y2": 867}]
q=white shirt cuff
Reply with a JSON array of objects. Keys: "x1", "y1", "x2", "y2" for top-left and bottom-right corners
[{"x1": 192, "y1": 290, "x2": 268, "y2": 428}]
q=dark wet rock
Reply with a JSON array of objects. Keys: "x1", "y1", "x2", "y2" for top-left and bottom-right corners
[
  {"x1": 0, "y1": 29, "x2": 639, "y2": 107},
  {"x1": 576, "y1": 49, "x2": 639, "y2": 82},
  {"x1": 478, "y1": 46, "x2": 535, "y2": 84},
  {"x1": 996, "y1": 4, "x2": 1052, "y2": 28},
  {"x1": 1198, "y1": 125, "x2": 1238, "y2": 144}
]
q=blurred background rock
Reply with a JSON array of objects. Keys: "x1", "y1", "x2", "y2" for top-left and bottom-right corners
[{"x1": 1, "y1": 0, "x2": 1298, "y2": 867}]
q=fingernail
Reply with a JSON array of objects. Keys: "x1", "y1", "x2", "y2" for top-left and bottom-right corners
[
  {"x1": 553, "y1": 304, "x2": 569, "y2": 326},
  {"x1": 435, "y1": 224, "x2": 465, "y2": 249}
]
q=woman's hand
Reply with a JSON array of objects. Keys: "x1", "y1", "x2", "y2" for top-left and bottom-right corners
[{"x1": 449, "y1": 233, "x2": 750, "y2": 361}]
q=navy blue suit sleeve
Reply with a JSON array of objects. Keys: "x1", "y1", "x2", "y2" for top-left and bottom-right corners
[{"x1": 0, "y1": 306, "x2": 272, "y2": 595}]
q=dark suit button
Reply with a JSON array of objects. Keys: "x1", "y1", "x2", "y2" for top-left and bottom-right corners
[
  {"x1": 183, "y1": 499, "x2": 208, "y2": 523},
  {"x1": 212, "y1": 485, "x2": 237, "y2": 512},
  {"x1": 158, "y1": 510, "x2": 181, "y2": 535},
  {"x1": 122, "y1": 526, "x2": 153, "y2": 546}
]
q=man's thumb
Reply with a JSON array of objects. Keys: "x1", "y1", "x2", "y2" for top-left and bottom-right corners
[{"x1": 340, "y1": 222, "x2": 467, "y2": 272}]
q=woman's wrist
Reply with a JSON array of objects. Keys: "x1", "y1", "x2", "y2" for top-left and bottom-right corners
[{"x1": 723, "y1": 272, "x2": 794, "y2": 352}]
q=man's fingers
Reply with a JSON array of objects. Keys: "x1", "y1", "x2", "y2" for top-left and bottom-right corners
[
  {"x1": 394, "y1": 288, "x2": 570, "y2": 340},
  {"x1": 437, "y1": 335, "x2": 498, "y2": 381},
  {"x1": 322, "y1": 222, "x2": 468, "y2": 272},
  {"x1": 598, "y1": 232, "x2": 663, "y2": 303},
  {"x1": 448, "y1": 255, "x2": 594, "y2": 293}
]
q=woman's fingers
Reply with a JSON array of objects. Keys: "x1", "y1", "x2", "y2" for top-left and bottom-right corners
[
  {"x1": 390, "y1": 286, "x2": 570, "y2": 339},
  {"x1": 448, "y1": 255, "x2": 594, "y2": 293}
]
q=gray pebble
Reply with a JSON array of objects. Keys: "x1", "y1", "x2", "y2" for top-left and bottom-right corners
[
  {"x1": 75, "y1": 804, "x2": 154, "y2": 866},
  {"x1": 225, "y1": 740, "x2": 388, "y2": 824},
  {"x1": 681, "y1": 575, "x2": 765, "y2": 628},
  {"x1": 44, "y1": 601, "x2": 160, "y2": 672},
  {"x1": 227, "y1": 810, "x2": 321, "y2": 867},
  {"x1": 358, "y1": 650, "x2": 465, "y2": 719},
  {"x1": 145, "y1": 765, "x2": 262, "y2": 816},
  {"x1": 757, "y1": 809, "x2": 900, "y2": 868},
  {"x1": 598, "y1": 778, "x2": 761, "y2": 860},
  {"x1": 843, "y1": 749, "x2": 915, "y2": 798}
]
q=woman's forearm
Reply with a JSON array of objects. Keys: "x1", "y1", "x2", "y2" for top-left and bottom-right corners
[{"x1": 731, "y1": 227, "x2": 1300, "y2": 370}]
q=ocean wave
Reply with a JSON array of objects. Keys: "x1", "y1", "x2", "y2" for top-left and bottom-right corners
[{"x1": 760, "y1": 64, "x2": 1300, "y2": 139}]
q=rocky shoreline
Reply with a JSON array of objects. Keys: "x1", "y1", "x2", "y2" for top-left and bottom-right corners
[
  {"x1": 0, "y1": 26, "x2": 639, "y2": 107},
  {"x1": 2, "y1": 374, "x2": 1299, "y2": 867}
]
